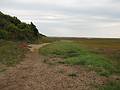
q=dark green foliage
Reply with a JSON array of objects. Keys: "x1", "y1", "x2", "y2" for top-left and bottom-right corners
[
  {"x1": 30, "y1": 22, "x2": 39, "y2": 37},
  {"x1": 0, "y1": 30, "x2": 8, "y2": 39},
  {"x1": 0, "y1": 11, "x2": 44, "y2": 42}
]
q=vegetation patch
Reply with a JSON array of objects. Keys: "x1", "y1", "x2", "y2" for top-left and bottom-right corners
[
  {"x1": 0, "y1": 11, "x2": 44, "y2": 42},
  {"x1": 0, "y1": 68, "x2": 6, "y2": 73},
  {"x1": 39, "y1": 40, "x2": 116, "y2": 76},
  {"x1": 65, "y1": 54, "x2": 111, "y2": 67},
  {"x1": 39, "y1": 40, "x2": 82, "y2": 58},
  {"x1": 98, "y1": 81, "x2": 120, "y2": 90},
  {"x1": 0, "y1": 40, "x2": 27, "y2": 66}
]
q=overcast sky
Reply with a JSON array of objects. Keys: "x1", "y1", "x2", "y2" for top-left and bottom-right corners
[{"x1": 0, "y1": 0, "x2": 120, "y2": 38}]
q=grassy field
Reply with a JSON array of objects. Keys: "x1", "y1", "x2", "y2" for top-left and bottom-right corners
[
  {"x1": 39, "y1": 38, "x2": 120, "y2": 90},
  {"x1": 0, "y1": 40, "x2": 27, "y2": 67},
  {"x1": 74, "y1": 39, "x2": 120, "y2": 74}
]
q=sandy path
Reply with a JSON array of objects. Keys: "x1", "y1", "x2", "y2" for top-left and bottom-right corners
[
  {"x1": 28, "y1": 43, "x2": 50, "y2": 52},
  {"x1": 0, "y1": 43, "x2": 107, "y2": 90}
]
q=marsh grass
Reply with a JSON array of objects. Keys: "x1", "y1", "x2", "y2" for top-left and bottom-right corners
[
  {"x1": 0, "y1": 40, "x2": 27, "y2": 66},
  {"x1": 39, "y1": 40, "x2": 82, "y2": 58},
  {"x1": 39, "y1": 40, "x2": 116, "y2": 76},
  {"x1": 39, "y1": 40, "x2": 120, "y2": 89}
]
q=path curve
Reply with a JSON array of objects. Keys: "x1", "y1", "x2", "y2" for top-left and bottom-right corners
[{"x1": 28, "y1": 43, "x2": 50, "y2": 52}]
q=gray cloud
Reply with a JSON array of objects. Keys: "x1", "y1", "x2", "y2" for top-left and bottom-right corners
[{"x1": 0, "y1": 0, "x2": 120, "y2": 38}]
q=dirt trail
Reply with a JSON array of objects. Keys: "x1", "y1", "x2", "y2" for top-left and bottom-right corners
[
  {"x1": 0, "y1": 43, "x2": 107, "y2": 90},
  {"x1": 28, "y1": 43, "x2": 50, "y2": 52}
]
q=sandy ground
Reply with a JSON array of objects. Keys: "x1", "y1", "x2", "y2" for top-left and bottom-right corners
[{"x1": 0, "y1": 43, "x2": 108, "y2": 90}]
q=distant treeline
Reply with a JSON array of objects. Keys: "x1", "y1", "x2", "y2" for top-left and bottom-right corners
[{"x1": 0, "y1": 11, "x2": 45, "y2": 42}]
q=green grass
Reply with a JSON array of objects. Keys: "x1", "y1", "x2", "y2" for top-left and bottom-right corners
[
  {"x1": 74, "y1": 39, "x2": 120, "y2": 75},
  {"x1": 39, "y1": 40, "x2": 115, "y2": 76},
  {"x1": 0, "y1": 68, "x2": 6, "y2": 73},
  {"x1": 99, "y1": 81, "x2": 120, "y2": 90},
  {"x1": 0, "y1": 40, "x2": 27, "y2": 66},
  {"x1": 64, "y1": 54, "x2": 113, "y2": 69},
  {"x1": 40, "y1": 40, "x2": 82, "y2": 58}
]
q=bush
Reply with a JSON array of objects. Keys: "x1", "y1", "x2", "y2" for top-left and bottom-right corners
[{"x1": 0, "y1": 29, "x2": 8, "y2": 39}]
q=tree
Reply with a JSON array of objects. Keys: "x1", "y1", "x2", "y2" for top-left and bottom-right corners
[
  {"x1": 0, "y1": 11, "x2": 44, "y2": 42},
  {"x1": 30, "y1": 22, "x2": 39, "y2": 37}
]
